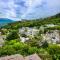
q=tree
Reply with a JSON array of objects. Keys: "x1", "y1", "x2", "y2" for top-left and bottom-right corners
[{"x1": 6, "y1": 30, "x2": 19, "y2": 41}]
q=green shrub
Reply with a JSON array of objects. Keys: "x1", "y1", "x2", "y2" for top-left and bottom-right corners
[
  {"x1": 0, "y1": 45, "x2": 16, "y2": 56},
  {"x1": 6, "y1": 30, "x2": 19, "y2": 41},
  {"x1": 47, "y1": 44, "x2": 60, "y2": 60},
  {"x1": 28, "y1": 47, "x2": 38, "y2": 54}
]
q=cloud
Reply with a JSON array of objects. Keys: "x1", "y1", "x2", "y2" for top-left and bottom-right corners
[
  {"x1": 21, "y1": 0, "x2": 43, "y2": 19},
  {"x1": 21, "y1": 0, "x2": 60, "y2": 19},
  {"x1": 0, "y1": 0, "x2": 60, "y2": 20},
  {"x1": 0, "y1": 0, "x2": 16, "y2": 18}
]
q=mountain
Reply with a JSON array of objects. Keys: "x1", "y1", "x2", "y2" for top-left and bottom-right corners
[
  {"x1": 0, "y1": 18, "x2": 14, "y2": 27},
  {"x1": 2, "y1": 13, "x2": 60, "y2": 29}
]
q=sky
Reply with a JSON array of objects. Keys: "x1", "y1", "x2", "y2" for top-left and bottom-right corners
[{"x1": 0, "y1": 0, "x2": 60, "y2": 21}]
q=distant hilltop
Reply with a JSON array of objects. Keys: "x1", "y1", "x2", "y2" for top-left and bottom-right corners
[
  {"x1": 0, "y1": 18, "x2": 14, "y2": 27},
  {"x1": 2, "y1": 13, "x2": 60, "y2": 29}
]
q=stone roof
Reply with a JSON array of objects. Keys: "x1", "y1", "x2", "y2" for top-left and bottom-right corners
[{"x1": 0, "y1": 54, "x2": 42, "y2": 60}]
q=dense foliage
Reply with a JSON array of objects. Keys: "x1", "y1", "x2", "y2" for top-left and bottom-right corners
[
  {"x1": 0, "y1": 40, "x2": 51, "y2": 59},
  {"x1": 0, "y1": 39, "x2": 60, "y2": 60},
  {"x1": 6, "y1": 30, "x2": 19, "y2": 41},
  {"x1": 47, "y1": 44, "x2": 60, "y2": 60},
  {"x1": 0, "y1": 13, "x2": 60, "y2": 60}
]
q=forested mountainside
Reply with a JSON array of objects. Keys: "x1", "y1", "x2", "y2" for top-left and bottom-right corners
[{"x1": 2, "y1": 13, "x2": 60, "y2": 29}]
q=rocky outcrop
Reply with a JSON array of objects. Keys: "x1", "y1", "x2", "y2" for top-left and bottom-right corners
[
  {"x1": 0, "y1": 36, "x2": 4, "y2": 47},
  {"x1": 42, "y1": 30, "x2": 60, "y2": 44},
  {"x1": 0, "y1": 54, "x2": 42, "y2": 60},
  {"x1": 0, "y1": 54, "x2": 24, "y2": 60},
  {"x1": 25, "y1": 53, "x2": 41, "y2": 60}
]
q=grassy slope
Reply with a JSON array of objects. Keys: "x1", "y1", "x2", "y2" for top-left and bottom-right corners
[{"x1": 2, "y1": 13, "x2": 60, "y2": 29}]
